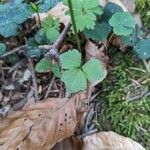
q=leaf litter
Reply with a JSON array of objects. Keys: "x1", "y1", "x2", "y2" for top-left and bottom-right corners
[{"x1": 0, "y1": 0, "x2": 148, "y2": 149}]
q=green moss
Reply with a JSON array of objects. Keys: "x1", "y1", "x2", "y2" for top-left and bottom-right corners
[
  {"x1": 136, "y1": 0, "x2": 150, "y2": 29},
  {"x1": 98, "y1": 50, "x2": 150, "y2": 149}
]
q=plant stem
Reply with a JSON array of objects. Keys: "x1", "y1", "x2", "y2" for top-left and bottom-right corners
[
  {"x1": 67, "y1": 0, "x2": 81, "y2": 51},
  {"x1": 37, "y1": 12, "x2": 41, "y2": 27}
]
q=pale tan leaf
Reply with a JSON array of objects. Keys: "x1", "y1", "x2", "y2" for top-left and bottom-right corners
[
  {"x1": 0, "y1": 98, "x2": 77, "y2": 150},
  {"x1": 121, "y1": 0, "x2": 135, "y2": 13},
  {"x1": 83, "y1": 131, "x2": 146, "y2": 150},
  {"x1": 47, "y1": 2, "x2": 70, "y2": 26},
  {"x1": 35, "y1": 2, "x2": 70, "y2": 26},
  {"x1": 133, "y1": 14, "x2": 142, "y2": 27},
  {"x1": 99, "y1": 0, "x2": 107, "y2": 7}
]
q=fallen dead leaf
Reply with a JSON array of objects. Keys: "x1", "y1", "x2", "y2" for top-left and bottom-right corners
[
  {"x1": 83, "y1": 131, "x2": 146, "y2": 150},
  {"x1": 35, "y1": 2, "x2": 70, "y2": 26},
  {"x1": 47, "y1": 2, "x2": 70, "y2": 26},
  {"x1": 99, "y1": 0, "x2": 107, "y2": 7},
  {"x1": 121, "y1": 0, "x2": 135, "y2": 13},
  {"x1": 52, "y1": 136, "x2": 82, "y2": 150},
  {"x1": 0, "y1": 98, "x2": 77, "y2": 150},
  {"x1": 133, "y1": 14, "x2": 142, "y2": 27}
]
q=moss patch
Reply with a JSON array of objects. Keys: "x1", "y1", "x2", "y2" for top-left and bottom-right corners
[
  {"x1": 136, "y1": 0, "x2": 150, "y2": 29},
  {"x1": 98, "y1": 49, "x2": 150, "y2": 149}
]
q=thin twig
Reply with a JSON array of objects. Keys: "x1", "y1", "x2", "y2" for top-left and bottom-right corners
[
  {"x1": 39, "y1": 23, "x2": 71, "y2": 65},
  {"x1": 83, "y1": 110, "x2": 95, "y2": 133},
  {"x1": 143, "y1": 60, "x2": 150, "y2": 73},
  {"x1": 77, "y1": 129, "x2": 98, "y2": 139},
  {"x1": 53, "y1": 23, "x2": 71, "y2": 49},
  {"x1": 0, "y1": 45, "x2": 27, "y2": 59},
  {"x1": 44, "y1": 76, "x2": 55, "y2": 100},
  {"x1": 8, "y1": 59, "x2": 24, "y2": 73},
  {"x1": 144, "y1": 92, "x2": 150, "y2": 98},
  {"x1": 28, "y1": 58, "x2": 39, "y2": 102}
]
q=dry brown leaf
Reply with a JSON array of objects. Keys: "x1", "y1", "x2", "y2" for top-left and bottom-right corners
[
  {"x1": 133, "y1": 14, "x2": 142, "y2": 27},
  {"x1": 99, "y1": 0, "x2": 107, "y2": 7},
  {"x1": 85, "y1": 41, "x2": 106, "y2": 61},
  {"x1": 121, "y1": 0, "x2": 135, "y2": 13},
  {"x1": 52, "y1": 136, "x2": 82, "y2": 150},
  {"x1": 0, "y1": 98, "x2": 77, "y2": 150},
  {"x1": 47, "y1": 2, "x2": 70, "y2": 26},
  {"x1": 83, "y1": 131, "x2": 146, "y2": 150},
  {"x1": 110, "y1": 34, "x2": 122, "y2": 47}
]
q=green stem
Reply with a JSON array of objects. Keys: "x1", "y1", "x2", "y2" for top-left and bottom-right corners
[
  {"x1": 37, "y1": 12, "x2": 41, "y2": 28},
  {"x1": 67, "y1": 0, "x2": 81, "y2": 51}
]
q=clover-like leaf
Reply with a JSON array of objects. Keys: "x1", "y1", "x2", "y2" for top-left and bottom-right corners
[
  {"x1": 35, "y1": 58, "x2": 52, "y2": 73},
  {"x1": 42, "y1": 16, "x2": 60, "y2": 30},
  {"x1": 82, "y1": 58, "x2": 105, "y2": 82},
  {"x1": 0, "y1": 43, "x2": 6, "y2": 56},
  {"x1": 39, "y1": 16, "x2": 60, "y2": 44},
  {"x1": 114, "y1": 26, "x2": 133, "y2": 36},
  {"x1": 0, "y1": 2, "x2": 30, "y2": 37},
  {"x1": 26, "y1": 38, "x2": 42, "y2": 58},
  {"x1": 52, "y1": 64, "x2": 61, "y2": 77},
  {"x1": 120, "y1": 25, "x2": 144, "y2": 47},
  {"x1": 109, "y1": 12, "x2": 136, "y2": 36},
  {"x1": 133, "y1": 39, "x2": 150, "y2": 59},
  {"x1": 84, "y1": 22, "x2": 111, "y2": 41},
  {"x1": 35, "y1": 30, "x2": 49, "y2": 45},
  {"x1": 46, "y1": 28, "x2": 60, "y2": 43},
  {"x1": 61, "y1": 69, "x2": 87, "y2": 93},
  {"x1": 60, "y1": 49, "x2": 81, "y2": 69},
  {"x1": 63, "y1": 0, "x2": 103, "y2": 31}
]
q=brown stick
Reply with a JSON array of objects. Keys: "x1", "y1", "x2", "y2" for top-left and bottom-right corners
[
  {"x1": 28, "y1": 58, "x2": 39, "y2": 102},
  {"x1": 39, "y1": 23, "x2": 71, "y2": 65},
  {"x1": 0, "y1": 45, "x2": 27, "y2": 59}
]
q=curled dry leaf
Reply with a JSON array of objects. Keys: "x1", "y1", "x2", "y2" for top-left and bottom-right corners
[
  {"x1": 83, "y1": 131, "x2": 146, "y2": 150},
  {"x1": 110, "y1": 34, "x2": 122, "y2": 47},
  {"x1": 0, "y1": 98, "x2": 77, "y2": 150}
]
